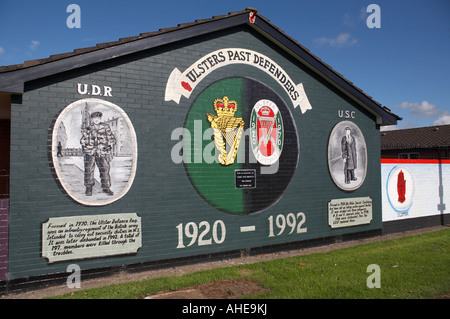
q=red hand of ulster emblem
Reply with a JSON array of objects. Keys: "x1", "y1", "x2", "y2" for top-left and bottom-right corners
[
  {"x1": 181, "y1": 81, "x2": 192, "y2": 92},
  {"x1": 397, "y1": 170, "x2": 406, "y2": 203}
]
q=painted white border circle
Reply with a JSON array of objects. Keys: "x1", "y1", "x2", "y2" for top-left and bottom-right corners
[
  {"x1": 327, "y1": 121, "x2": 367, "y2": 191},
  {"x1": 52, "y1": 98, "x2": 138, "y2": 206},
  {"x1": 386, "y1": 166, "x2": 414, "y2": 212}
]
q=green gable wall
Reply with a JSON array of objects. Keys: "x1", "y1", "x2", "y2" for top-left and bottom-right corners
[{"x1": 7, "y1": 26, "x2": 382, "y2": 280}]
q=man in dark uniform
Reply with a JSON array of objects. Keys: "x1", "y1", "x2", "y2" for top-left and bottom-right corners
[
  {"x1": 57, "y1": 141, "x2": 63, "y2": 157},
  {"x1": 80, "y1": 111, "x2": 116, "y2": 196},
  {"x1": 341, "y1": 126, "x2": 357, "y2": 184}
]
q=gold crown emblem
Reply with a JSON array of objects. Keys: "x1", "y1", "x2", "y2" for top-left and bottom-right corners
[
  {"x1": 213, "y1": 96, "x2": 238, "y2": 117},
  {"x1": 207, "y1": 96, "x2": 245, "y2": 166}
]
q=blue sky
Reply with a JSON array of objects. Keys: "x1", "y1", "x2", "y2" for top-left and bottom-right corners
[{"x1": 1, "y1": 0, "x2": 449, "y2": 130}]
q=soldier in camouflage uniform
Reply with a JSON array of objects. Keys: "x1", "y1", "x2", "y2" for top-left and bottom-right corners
[{"x1": 80, "y1": 111, "x2": 116, "y2": 196}]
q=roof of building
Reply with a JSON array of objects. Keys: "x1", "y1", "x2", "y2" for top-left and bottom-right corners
[
  {"x1": 381, "y1": 124, "x2": 450, "y2": 150},
  {"x1": 0, "y1": 7, "x2": 400, "y2": 125}
]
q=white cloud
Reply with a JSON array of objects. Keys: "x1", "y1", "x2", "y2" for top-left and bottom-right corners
[
  {"x1": 380, "y1": 121, "x2": 417, "y2": 131},
  {"x1": 29, "y1": 40, "x2": 40, "y2": 50},
  {"x1": 313, "y1": 33, "x2": 358, "y2": 48},
  {"x1": 342, "y1": 13, "x2": 355, "y2": 27},
  {"x1": 433, "y1": 113, "x2": 450, "y2": 126},
  {"x1": 359, "y1": 7, "x2": 367, "y2": 21},
  {"x1": 395, "y1": 101, "x2": 450, "y2": 127},
  {"x1": 0, "y1": 47, "x2": 4, "y2": 54},
  {"x1": 342, "y1": 7, "x2": 367, "y2": 27},
  {"x1": 395, "y1": 101, "x2": 441, "y2": 117}
]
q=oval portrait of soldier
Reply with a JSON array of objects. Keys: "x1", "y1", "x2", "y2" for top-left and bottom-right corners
[
  {"x1": 52, "y1": 98, "x2": 138, "y2": 206},
  {"x1": 328, "y1": 121, "x2": 367, "y2": 191}
]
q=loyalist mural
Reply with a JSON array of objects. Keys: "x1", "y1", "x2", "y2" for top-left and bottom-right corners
[
  {"x1": 381, "y1": 158, "x2": 448, "y2": 234},
  {"x1": 0, "y1": 8, "x2": 401, "y2": 290}
]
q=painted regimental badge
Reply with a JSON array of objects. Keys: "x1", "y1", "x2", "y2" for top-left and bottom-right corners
[
  {"x1": 207, "y1": 96, "x2": 245, "y2": 165},
  {"x1": 250, "y1": 99, "x2": 283, "y2": 165}
]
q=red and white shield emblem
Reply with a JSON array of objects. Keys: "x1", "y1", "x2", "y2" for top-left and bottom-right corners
[{"x1": 250, "y1": 99, "x2": 283, "y2": 165}]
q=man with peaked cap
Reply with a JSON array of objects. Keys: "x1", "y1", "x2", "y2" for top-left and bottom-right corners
[
  {"x1": 341, "y1": 126, "x2": 357, "y2": 184},
  {"x1": 80, "y1": 110, "x2": 116, "y2": 196}
]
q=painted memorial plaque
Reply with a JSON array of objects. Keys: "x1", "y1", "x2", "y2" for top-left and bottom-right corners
[
  {"x1": 328, "y1": 197, "x2": 372, "y2": 228},
  {"x1": 52, "y1": 98, "x2": 137, "y2": 206},
  {"x1": 328, "y1": 121, "x2": 367, "y2": 191},
  {"x1": 42, "y1": 213, "x2": 141, "y2": 263}
]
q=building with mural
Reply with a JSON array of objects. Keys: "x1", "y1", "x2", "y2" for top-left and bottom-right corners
[
  {"x1": 380, "y1": 125, "x2": 450, "y2": 233},
  {"x1": 0, "y1": 8, "x2": 408, "y2": 292}
]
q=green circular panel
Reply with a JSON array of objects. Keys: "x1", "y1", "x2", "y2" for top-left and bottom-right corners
[{"x1": 184, "y1": 77, "x2": 299, "y2": 215}]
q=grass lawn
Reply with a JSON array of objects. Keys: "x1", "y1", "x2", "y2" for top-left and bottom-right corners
[{"x1": 52, "y1": 228, "x2": 449, "y2": 299}]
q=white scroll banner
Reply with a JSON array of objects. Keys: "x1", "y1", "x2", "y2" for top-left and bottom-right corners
[{"x1": 164, "y1": 48, "x2": 312, "y2": 114}]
